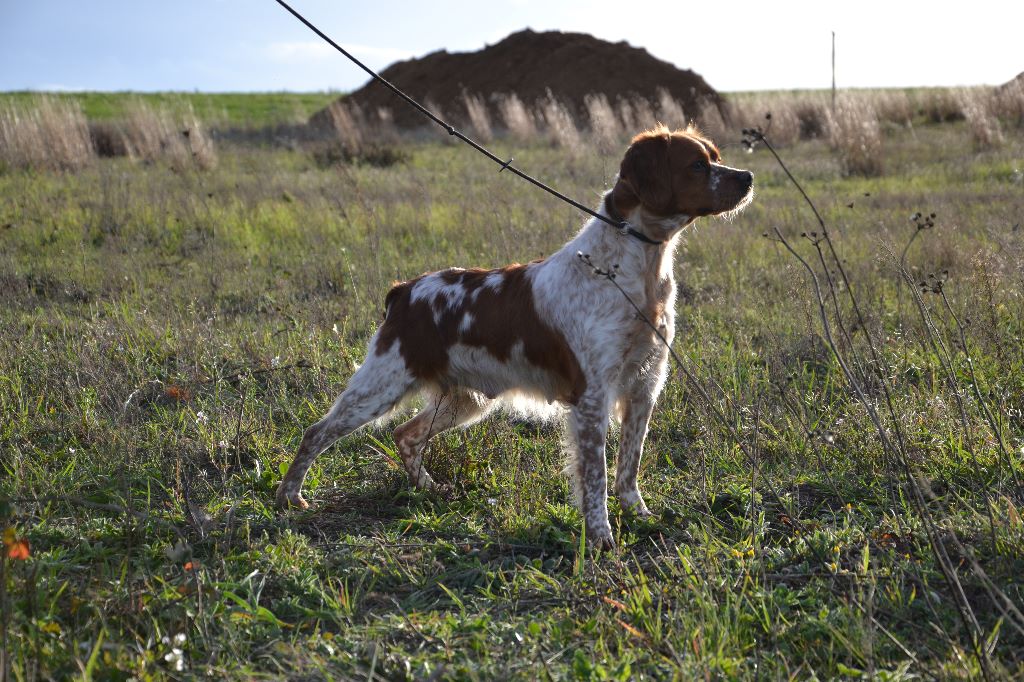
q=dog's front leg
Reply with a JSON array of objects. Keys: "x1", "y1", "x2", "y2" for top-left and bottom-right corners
[
  {"x1": 569, "y1": 389, "x2": 614, "y2": 549},
  {"x1": 615, "y1": 348, "x2": 669, "y2": 517}
]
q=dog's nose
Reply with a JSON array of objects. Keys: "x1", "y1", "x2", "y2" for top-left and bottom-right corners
[{"x1": 741, "y1": 171, "x2": 754, "y2": 189}]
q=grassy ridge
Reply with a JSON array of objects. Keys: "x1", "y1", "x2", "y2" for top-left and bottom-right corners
[
  {"x1": 0, "y1": 90, "x2": 341, "y2": 126},
  {"x1": 1, "y1": 98, "x2": 1023, "y2": 679}
]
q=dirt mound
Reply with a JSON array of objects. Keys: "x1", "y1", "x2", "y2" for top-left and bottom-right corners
[
  {"x1": 1000, "y1": 72, "x2": 1024, "y2": 89},
  {"x1": 312, "y1": 29, "x2": 722, "y2": 130}
]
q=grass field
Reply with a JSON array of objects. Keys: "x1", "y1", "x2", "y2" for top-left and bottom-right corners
[
  {"x1": 1, "y1": 92, "x2": 1023, "y2": 679},
  {"x1": 0, "y1": 91, "x2": 340, "y2": 127}
]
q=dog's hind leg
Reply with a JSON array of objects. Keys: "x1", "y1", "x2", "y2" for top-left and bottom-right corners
[
  {"x1": 393, "y1": 389, "x2": 492, "y2": 489},
  {"x1": 276, "y1": 343, "x2": 418, "y2": 510}
]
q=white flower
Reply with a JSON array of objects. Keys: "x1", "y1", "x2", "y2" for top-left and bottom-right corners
[
  {"x1": 195, "y1": 411, "x2": 208, "y2": 426},
  {"x1": 270, "y1": 355, "x2": 281, "y2": 369},
  {"x1": 161, "y1": 633, "x2": 187, "y2": 671},
  {"x1": 164, "y1": 648, "x2": 185, "y2": 672}
]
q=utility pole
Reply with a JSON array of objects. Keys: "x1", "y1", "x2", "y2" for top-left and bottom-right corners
[{"x1": 831, "y1": 31, "x2": 836, "y2": 112}]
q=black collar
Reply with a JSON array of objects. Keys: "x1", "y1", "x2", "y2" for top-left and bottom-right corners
[{"x1": 604, "y1": 194, "x2": 664, "y2": 246}]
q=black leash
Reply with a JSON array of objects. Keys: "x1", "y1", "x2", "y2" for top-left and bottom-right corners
[{"x1": 273, "y1": 0, "x2": 663, "y2": 246}]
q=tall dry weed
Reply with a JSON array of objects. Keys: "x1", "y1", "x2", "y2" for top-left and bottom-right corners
[
  {"x1": 993, "y1": 78, "x2": 1024, "y2": 127},
  {"x1": 462, "y1": 92, "x2": 493, "y2": 143},
  {"x1": 120, "y1": 101, "x2": 216, "y2": 171},
  {"x1": 538, "y1": 91, "x2": 581, "y2": 152},
  {"x1": 584, "y1": 93, "x2": 623, "y2": 152},
  {"x1": 179, "y1": 105, "x2": 217, "y2": 170},
  {"x1": 496, "y1": 93, "x2": 536, "y2": 142},
  {"x1": 727, "y1": 95, "x2": 804, "y2": 146},
  {"x1": 617, "y1": 98, "x2": 656, "y2": 134},
  {"x1": 825, "y1": 95, "x2": 884, "y2": 176},
  {"x1": 871, "y1": 90, "x2": 915, "y2": 128},
  {"x1": 0, "y1": 96, "x2": 94, "y2": 172},
  {"x1": 317, "y1": 99, "x2": 365, "y2": 153},
  {"x1": 308, "y1": 101, "x2": 407, "y2": 168},
  {"x1": 793, "y1": 98, "x2": 828, "y2": 139},
  {"x1": 957, "y1": 88, "x2": 1004, "y2": 149},
  {"x1": 696, "y1": 100, "x2": 729, "y2": 144},
  {"x1": 917, "y1": 88, "x2": 963, "y2": 123},
  {"x1": 656, "y1": 89, "x2": 688, "y2": 129}
]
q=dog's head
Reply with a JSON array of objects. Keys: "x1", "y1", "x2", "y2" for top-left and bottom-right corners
[{"x1": 610, "y1": 125, "x2": 753, "y2": 234}]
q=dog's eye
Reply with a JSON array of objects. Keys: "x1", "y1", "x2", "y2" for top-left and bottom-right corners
[{"x1": 692, "y1": 159, "x2": 709, "y2": 172}]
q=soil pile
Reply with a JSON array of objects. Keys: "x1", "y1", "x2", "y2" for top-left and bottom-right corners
[
  {"x1": 1000, "y1": 72, "x2": 1024, "y2": 89},
  {"x1": 311, "y1": 29, "x2": 722, "y2": 130}
]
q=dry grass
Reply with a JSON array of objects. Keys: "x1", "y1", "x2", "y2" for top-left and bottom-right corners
[
  {"x1": 306, "y1": 101, "x2": 406, "y2": 168},
  {"x1": 496, "y1": 93, "x2": 537, "y2": 143},
  {"x1": 872, "y1": 90, "x2": 915, "y2": 129},
  {"x1": 583, "y1": 93, "x2": 622, "y2": 152},
  {"x1": 0, "y1": 97, "x2": 218, "y2": 173},
  {"x1": 6, "y1": 86, "x2": 1023, "y2": 180},
  {"x1": 462, "y1": 92, "x2": 493, "y2": 143},
  {"x1": 727, "y1": 95, "x2": 806, "y2": 146},
  {"x1": 313, "y1": 99, "x2": 365, "y2": 153},
  {"x1": 695, "y1": 99, "x2": 729, "y2": 145},
  {"x1": 656, "y1": 89, "x2": 688, "y2": 130},
  {"x1": 993, "y1": 78, "x2": 1024, "y2": 126},
  {"x1": 917, "y1": 88, "x2": 964, "y2": 123},
  {"x1": 824, "y1": 94, "x2": 885, "y2": 176},
  {"x1": 958, "y1": 88, "x2": 1005, "y2": 149},
  {"x1": 0, "y1": 96, "x2": 94, "y2": 172},
  {"x1": 120, "y1": 101, "x2": 217, "y2": 170},
  {"x1": 538, "y1": 91, "x2": 582, "y2": 152},
  {"x1": 615, "y1": 97, "x2": 656, "y2": 134}
]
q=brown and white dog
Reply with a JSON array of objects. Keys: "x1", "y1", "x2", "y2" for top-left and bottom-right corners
[{"x1": 277, "y1": 125, "x2": 753, "y2": 548}]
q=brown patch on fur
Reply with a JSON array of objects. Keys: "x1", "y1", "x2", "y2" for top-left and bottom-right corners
[
  {"x1": 378, "y1": 277, "x2": 449, "y2": 380},
  {"x1": 376, "y1": 264, "x2": 587, "y2": 404}
]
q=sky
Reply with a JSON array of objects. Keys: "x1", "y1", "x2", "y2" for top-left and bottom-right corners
[{"x1": 1, "y1": 1, "x2": 1022, "y2": 94}]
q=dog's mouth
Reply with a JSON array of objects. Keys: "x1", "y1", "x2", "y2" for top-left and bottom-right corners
[
  {"x1": 717, "y1": 185, "x2": 754, "y2": 220},
  {"x1": 708, "y1": 166, "x2": 754, "y2": 218}
]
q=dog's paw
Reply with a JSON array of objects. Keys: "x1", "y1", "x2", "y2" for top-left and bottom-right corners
[
  {"x1": 409, "y1": 469, "x2": 436, "y2": 491},
  {"x1": 630, "y1": 503, "x2": 654, "y2": 519},
  {"x1": 617, "y1": 489, "x2": 652, "y2": 518},
  {"x1": 275, "y1": 485, "x2": 309, "y2": 511},
  {"x1": 431, "y1": 482, "x2": 456, "y2": 498},
  {"x1": 586, "y1": 524, "x2": 616, "y2": 551}
]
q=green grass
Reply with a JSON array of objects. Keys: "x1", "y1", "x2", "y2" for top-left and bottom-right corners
[
  {"x1": 0, "y1": 90, "x2": 341, "y2": 126},
  {"x1": 1, "y1": 101, "x2": 1023, "y2": 680}
]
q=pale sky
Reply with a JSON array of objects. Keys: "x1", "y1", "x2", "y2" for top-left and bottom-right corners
[{"x1": 1, "y1": 1, "x2": 1021, "y2": 93}]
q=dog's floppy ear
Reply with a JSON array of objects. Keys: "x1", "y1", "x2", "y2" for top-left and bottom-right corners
[
  {"x1": 702, "y1": 140, "x2": 722, "y2": 163},
  {"x1": 685, "y1": 124, "x2": 722, "y2": 162},
  {"x1": 612, "y1": 133, "x2": 673, "y2": 215}
]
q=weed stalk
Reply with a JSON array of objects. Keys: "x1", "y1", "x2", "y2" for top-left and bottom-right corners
[{"x1": 742, "y1": 120, "x2": 1009, "y2": 678}]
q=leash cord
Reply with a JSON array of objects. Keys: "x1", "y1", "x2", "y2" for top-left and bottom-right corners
[{"x1": 273, "y1": 0, "x2": 644, "y2": 236}]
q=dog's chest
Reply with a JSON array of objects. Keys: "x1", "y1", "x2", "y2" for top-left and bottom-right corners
[{"x1": 614, "y1": 267, "x2": 675, "y2": 360}]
